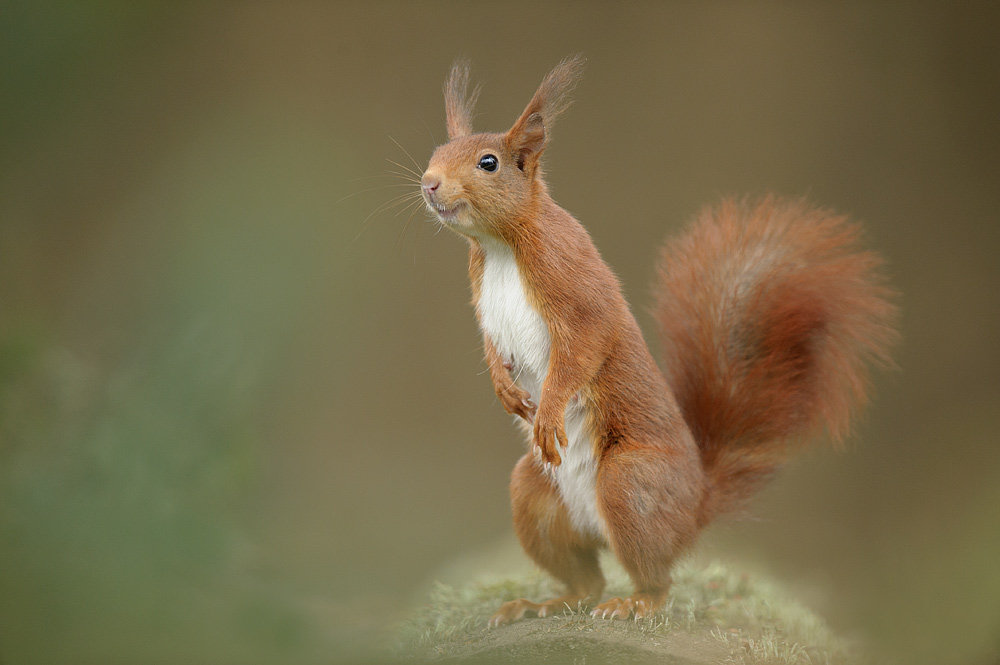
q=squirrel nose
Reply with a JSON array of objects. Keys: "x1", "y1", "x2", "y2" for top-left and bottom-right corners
[{"x1": 421, "y1": 175, "x2": 441, "y2": 196}]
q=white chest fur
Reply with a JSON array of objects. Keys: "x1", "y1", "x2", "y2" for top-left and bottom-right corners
[
  {"x1": 477, "y1": 241, "x2": 551, "y2": 382},
  {"x1": 476, "y1": 240, "x2": 607, "y2": 541}
]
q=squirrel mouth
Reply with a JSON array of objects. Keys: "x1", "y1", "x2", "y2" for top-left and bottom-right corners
[{"x1": 429, "y1": 200, "x2": 466, "y2": 221}]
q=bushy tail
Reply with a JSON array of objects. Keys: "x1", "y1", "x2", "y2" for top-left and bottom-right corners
[{"x1": 655, "y1": 197, "x2": 898, "y2": 522}]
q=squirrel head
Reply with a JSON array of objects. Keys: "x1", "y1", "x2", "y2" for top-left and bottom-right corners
[{"x1": 421, "y1": 56, "x2": 584, "y2": 241}]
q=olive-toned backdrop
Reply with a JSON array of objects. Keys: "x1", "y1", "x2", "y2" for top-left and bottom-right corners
[{"x1": 2, "y1": 3, "x2": 997, "y2": 663}]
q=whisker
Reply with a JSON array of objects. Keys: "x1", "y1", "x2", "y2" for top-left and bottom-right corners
[
  {"x1": 386, "y1": 169, "x2": 421, "y2": 181},
  {"x1": 388, "y1": 135, "x2": 424, "y2": 175},
  {"x1": 335, "y1": 183, "x2": 419, "y2": 206},
  {"x1": 340, "y1": 132, "x2": 430, "y2": 255},
  {"x1": 418, "y1": 116, "x2": 438, "y2": 151},
  {"x1": 380, "y1": 193, "x2": 425, "y2": 216},
  {"x1": 348, "y1": 173, "x2": 420, "y2": 184},
  {"x1": 412, "y1": 199, "x2": 432, "y2": 265},
  {"x1": 506, "y1": 362, "x2": 527, "y2": 393},
  {"x1": 477, "y1": 353, "x2": 500, "y2": 376},
  {"x1": 385, "y1": 157, "x2": 422, "y2": 180},
  {"x1": 394, "y1": 198, "x2": 426, "y2": 257},
  {"x1": 401, "y1": 201, "x2": 428, "y2": 247},
  {"x1": 410, "y1": 204, "x2": 427, "y2": 267},
  {"x1": 394, "y1": 194, "x2": 425, "y2": 217},
  {"x1": 352, "y1": 192, "x2": 424, "y2": 242},
  {"x1": 393, "y1": 204, "x2": 425, "y2": 260}
]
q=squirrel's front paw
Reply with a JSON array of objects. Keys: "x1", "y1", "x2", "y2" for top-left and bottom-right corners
[
  {"x1": 533, "y1": 414, "x2": 567, "y2": 467},
  {"x1": 497, "y1": 385, "x2": 537, "y2": 423}
]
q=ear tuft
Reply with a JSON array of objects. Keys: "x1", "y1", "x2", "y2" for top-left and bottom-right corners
[
  {"x1": 506, "y1": 55, "x2": 585, "y2": 170},
  {"x1": 527, "y1": 54, "x2": 586, "y2": 127},
  {"x1": 443, "y1": 58, "x2": 481, "y2": 140}
]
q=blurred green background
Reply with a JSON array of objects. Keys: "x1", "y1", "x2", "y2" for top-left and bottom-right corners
[{"x1": 1, "y1": 2, "x2": 998, "y2": 664}]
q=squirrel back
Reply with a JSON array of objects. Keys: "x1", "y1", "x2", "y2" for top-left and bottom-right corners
[{"x1": 655, "y1": 196, "x2": 898, "y2": 522}]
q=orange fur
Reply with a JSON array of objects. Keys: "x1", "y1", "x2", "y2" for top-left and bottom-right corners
[
  {"x1": 419, "y1": 59, "x2": 898, "y2": 626},
  {"x1": 655, "y1": 196, "x2": 899, "y2": 520}
]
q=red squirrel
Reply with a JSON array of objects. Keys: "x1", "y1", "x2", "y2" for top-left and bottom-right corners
[{"x1": 418, "y1": 56, "x2": 897, "y2": 627}]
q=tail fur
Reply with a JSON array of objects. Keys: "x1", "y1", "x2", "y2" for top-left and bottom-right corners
[{"x1": 655, "y1": 196, "x2": 898, "y2": 522}]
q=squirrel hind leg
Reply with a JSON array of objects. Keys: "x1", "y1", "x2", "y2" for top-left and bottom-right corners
[
  {"x1": 491, "y1": 453, "x2": 606, "y2": 627},
  {"x1": 594, "y1": 445, "x2": 704, "y2": 620}
]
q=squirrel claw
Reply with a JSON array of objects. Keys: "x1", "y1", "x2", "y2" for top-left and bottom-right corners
[{"x1": 532, "y1": 412, "x2": 566, "y2": 466}]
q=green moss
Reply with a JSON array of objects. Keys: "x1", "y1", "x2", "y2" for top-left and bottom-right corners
[{"x1": 394, "y1": 560, "x2": 864, "y2": 664}]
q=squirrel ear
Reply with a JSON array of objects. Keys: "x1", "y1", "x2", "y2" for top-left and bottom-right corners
[
  {"x1": 507, "y1": 112, "x2": 546, "y2": 172},
  {"x1": 505, "y1": 55, "x2": 585, "y2": 171},
  {"x1": 443, "y1": 58, "x2": 481, "y2": 140}
]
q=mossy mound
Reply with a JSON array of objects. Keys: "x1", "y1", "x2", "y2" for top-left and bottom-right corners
[{"x1": 394, "y1": 560, "x2": 866, "y2": 664}]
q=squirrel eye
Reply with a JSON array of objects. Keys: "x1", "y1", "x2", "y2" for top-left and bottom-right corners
[{"x1": 477, "y1": 154, "x2": 499, "y2": 172}]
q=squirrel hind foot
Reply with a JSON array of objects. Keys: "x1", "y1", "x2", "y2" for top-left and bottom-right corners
[
  {"x1": 589, "y1": 590, "x2": 668, "y2": 621},
  {"x1": 488, "y1": 594, "x2": 592, "y2": 628}
]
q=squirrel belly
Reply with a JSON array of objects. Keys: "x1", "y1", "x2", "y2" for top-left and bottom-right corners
[{"x1": 476, "y1": 237, "x2": 608, "y2": 541}]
